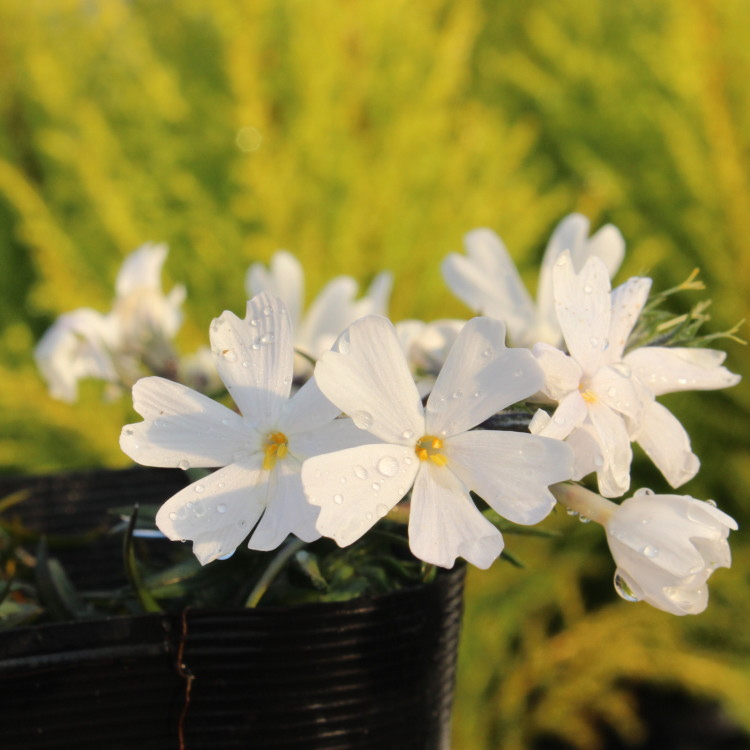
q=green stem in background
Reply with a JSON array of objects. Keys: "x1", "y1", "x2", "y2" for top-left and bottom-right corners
[
  {"x1": 550, "y1": 482, "x2": 617, "y2": 526},
  {"x1": 244, "y1": 538, "x2": 307, "y2": 608}
]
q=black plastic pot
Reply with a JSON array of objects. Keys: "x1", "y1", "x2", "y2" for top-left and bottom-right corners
[{"x1": 0, "y1": 468, "x2": 464, "y2": 750}]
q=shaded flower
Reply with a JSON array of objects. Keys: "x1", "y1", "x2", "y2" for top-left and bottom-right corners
[
  {"x1": 301, "y1": 315, "x2": 573, "y2": 569},
  {"x1": 246, "y1": 249, "x2": 392, "y2": 374},
  {"x1": 606, "y1": 489, "x2": 737, "y2": 615},
  {"x1": 120, "y1": 292, "x2": 363, "y2": 564},
  {"x1": 442, "y1": 213, "x2": 624, "y2": 347}
]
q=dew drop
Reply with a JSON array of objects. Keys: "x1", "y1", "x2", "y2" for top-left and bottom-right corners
[
  {"x1": 186, "y1": 501, "x2": 193, "y2": 509},
  {"x1": 375, "y1": 503, "x2": 388, "y2": 518},
  {"x1": 707, "y1": 498, "x2": 717, "y2": 507},
  {"x1": 242, "y1": 360, "x2": 251, "y2": 368},
  {"x1": 607, "y1": 386, "x2": 617, "y2": 397},
  {"x1": 555, "y1": 255, "x2": 567, "y2": 267},
  {"x1": 642, "y1": 544, "x2": 659, "y2": 559},
  {"x1": 553, "y1": 414, "x2": 566, "y2": 425},
  {"x1": 371, "y1": 481, "x2": 381, "y2": 491},
  {"x1": 249, "y1": 318, "x2": 258, "y2": 327},
  {"x1": 377, "y1": 456, "x2": 399, "y2": 477},
  {"x1": 169, "y1": 512, "x2": 178, "y2": 521},
  {"x1": 251, "y1": 338, "x2": 261, "y2": 350},
  {"x1": 217, "y1": 503, "x2": 227, "y2": 514},
  {"x1": 473, "y1": 391, "x2": 482, "y2": 398},
  {"x1": 614, "y1": 573, "x2": 640, "y2": 602},
  {"x1": 634, "y1": 488, "x2": 654, "y2": 497},
  {"x1": 579, "y1": 515, "x2": 591, "y2": 524},
  {"x1": 594, "y1": 455, "x2": 604, "y2": 468},
  {"x1": 178, "y1": 459, "x2": 191, "y2": 471},
  {"x1": 354, "y1": 465, "x2": 368, "y2": 479},
  {"x1": 352, "y1": 410, "x2": 374, "y2": 430},
  {"x1": 366, "y1": 511, "x2": 373, "y2": 521},
  {"x1": 566, "y1": 508, "x2": 579, "y2": 517},
  {"x1": 583, "y1": 284, "x2": 593, "y2": 294},
  {"x1": 339, "y1": 476, "x2": 347, "y2": 485},
  {"x1": 194, "y1": 484, "x2": 205, "y2": 494},
  {"x1": 451, "y1": 390, "x2": 463, "y2": 400},
  {"x1": 590, "y1": 336, "x2": 599, "y2": 348},
  {"x1": 261, "y1": 332, "x2": 275, "y2": 344},
  {"x1": 221, "y1": 349, "x2": 238, "y2": 363},
  {"x1": 263, "y1": 305, "x2": 273, "y2": 316},
  {"x1": 221, "y1": 418, "x2": 230, "y2": 426},
  {"x1": 482, "y1": 347, "x2": 492, "y2": 358},
  {"x1": 333, "y1": 494, "x2": 344, "y2": 505},
  {"x1": 218, "y1": 482, "x2": 225, "y2": 489},
  {"x1": 404, "y1": 456, "x2": 413, "y2": 465}
]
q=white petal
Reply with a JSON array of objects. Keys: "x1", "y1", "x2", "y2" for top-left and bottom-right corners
[
  {"x1": 442, "y1": 228, "x2": 536, "y2": 339},
  {"x1": 586, "y1": 223, "x2": 625, "y2": 279},
  {"x1": 245, "y1": 250, "x2": 304, "y2": 329},
  {"x1": 302, "y1": 442, "x2": 419, "y2": 547},
  {"x1": 553, "y1": 252, "x2": 611, "y2": 375},
  {"x1": 426, "y1": 317, "x2": 544, "y2": 437},
  {"x1": 248, "y1": 457, "x2": 320, "y2": 550},
  {"x1": 277, "y1": 376, "x2": 341, "y2": 436},
  {"x1": 564, "y1": 423, "x2": 606, "y2": 480},
  {"x1": 534, "y1": 391, "x2": 588, "y2": 440},
  {"x1": 210, "y1": 292, "x2": 293, "y2": 427},
  {"x1": 446, "y1": 430, "x2": 571, "y2": 525},
  {"x1": 155, "y1": 459, "x2": 268, "y2": 565},
  {"x1": 605, "y1": 276, "x2": 651, "y2": 362},
  {"x1": 297, "y1": 276, "x2": 358, "y2": 359},
  {"x1": 630, "y1": 400, "x2": 699, "y2": 488},
  {"x1": 408, "y1": 462, "x2": 503, "y2": 569},
  {"x1": 589, "y1": 363, "x2": 649, "y2": 420},
  {"x1": 351, "y1": 271, "x2": 393, "y2": 319},
  {"x1": 289, "y1": 416, "x2": 379, "y2": 461},
  {"x1": 625, "y1": 346, "x2": 741, "y2": 396},
  {"x1": 532, "y1": 342, "x2": 582, "y2": 400},
  {"x1": 115, "y1": 242, "x2": 169, "y2": 296},
  {"x1": 313, "y1": 315, "x2": 425, "y2": 444},
  {"x1": 537, "y1": 214, "x2": 591, "y2": 333},
  {"x1": 588, "y1": 401, "x2": 632, "y2": 497},
  {"x1": 121, "y1": 376, "x2": 255, "y2": 468}
]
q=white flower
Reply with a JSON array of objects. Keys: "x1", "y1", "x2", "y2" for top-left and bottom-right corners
[
  {"x1": 35, "y1": 243, "x2": 185, "y2": 400},
  {"x1": 246, "y1": 249, "x2": 392, "y2": 373},
  {"x1": 120, "y1": 292, "x2": 364, "y2": 564},
  {"x1": 394, "y1": 318, "x2": 466, "y2": 397},
  {"x1": 442, "y1": 213, "x2": 624, "y2": 348},
  {"x1": 605, "y1": 490, "x2": 737, "y2": 615},
  {"x1": 531, "y1": 252, "x2": 741, "y2": 495},
  {"x1": 34, "y1": 308, "x2": 119, "y2": 402},
  {"x1": 300, "y1": 315, "x2": 574, "y2": 569}
]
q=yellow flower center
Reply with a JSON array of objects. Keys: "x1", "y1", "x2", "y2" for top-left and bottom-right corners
[
  {"x1": 580, "y1": 388, "x2": 598, "y2": 404},
  {"x1": 263, "y1": 431, "x2": 289, "y2": 470},
  {"x1": 415, "y1": 434, "x2": 448, "y2": 467}
]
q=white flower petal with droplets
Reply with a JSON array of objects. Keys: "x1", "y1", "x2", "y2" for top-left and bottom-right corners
[
  {"x1": 446, "y1": 430, "x2": 572, "y2": 525},
  {"x1": 248, "y1": 457, "x2": 320, "y2": 550},
  {"x1": 587, "y1": 401, "x2": 632, "y2": 497},
  {"x1": 553, "y1": 251, "x2": 611, "y2": 375},
  {"x1": 532, "y1": 343, "x2": 582, "y2": 400},
  {"x1": 120, "y1": 376, "x2": 256, "y2": 468},
  {"x1": 605, "y1": 277, "x2": 651, "y2": 362},
  {"x1": 625, "y1": 346, "x2": 741, "y2": 396},
  {"x1": 210, "y1": 293, "x2": 293, "y2": 428},
  {"x1": 629, "y1": 400, "x2": 700, "y2": 488},
  {"x1": 155, "y1": 459, "x2": 268, "y2": 565},
  {"x1": 533, "y1": 390, "x2": 588, "y2": 440},
  {"x1": 288, "y1": 417, "x2": 377, "y2": 462},
  {"x1": 302, "y1": 442, "x2": 420, "y2": 547},
  {"x1": 589, "y1": 364, "x2": 649, "y2": 420},
  {"x1": 277, "y1": 376, "x2": 342, "y2": 436},
  {"x1": 314, "y1": 316, "x2": 425, "y2": 443},
  {"x1": 408, "y1": 462, "x2": 503, "y2": 569},
  {"x1": 425, "y1": 317, "x2": 544, "y2": 437}
]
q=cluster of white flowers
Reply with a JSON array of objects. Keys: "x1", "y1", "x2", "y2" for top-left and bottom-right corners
[{"x1": 39, "y1": 215, "x2": 741, "y2": 615}]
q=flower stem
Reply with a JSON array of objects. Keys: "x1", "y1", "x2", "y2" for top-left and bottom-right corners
[
  {"x1": 550, "y1": 482, "x2": 617, "y2": 525},
  {"x1": 244, "y1": 538, "x2": 307, "y2": 608}
]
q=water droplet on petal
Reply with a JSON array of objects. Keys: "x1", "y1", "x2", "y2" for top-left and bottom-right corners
[
  {"x1": 263, "y1": 305, "x2": 272, "y2": 316},
  {"x1": 614, "y1": 573, "x2": 640, "y2": 602},
  {"x1": 642, "y1": 544, "x2": 659, "y2": 558},
  {"x1": 178, "y1": 459, "x2": 190, "y2": 471},
  {"x1": 634, "y1": 488, "x2": 654, "y2": 497},
  {"x1": 339, "y1": 476, "x2": 347, "y2": 484},
  {"x1": 404, "y1": 456, "x2": 413, "y2": 465},
  {"x1": 169, "y1": 512, "x2": 178, "y2": 521},
  {"x1": 242, "y1": 360, "x2": 251, "y2": 368},
  {"x1": 261, "y1": 332, "x2": 275, "y2": 344},
  {"x1": 482, "y1": 347, "x2": 492, "y2": 358},
  {"x1": 706, "y1": 499, "x2": 717, "y2": 507},
  {"x1": 251, "y1": 338, "x2": 261, "y2": 350},
  {"x1": 333, "y1": 494, "x2": 344, "y2": 505},
  {"x1": 352, "y1": 410, "x2": 374, "y2": 430},
  {"x1": 194, "y1": 484, "x2": 205, "y2": 494},
  {"x1": 566, "y1": 508, "x2": 579, "y2": 517},
  {"x1": 556, "y1": 255, "x2": 567, "y2": 267},
  {"x1": 594, "y1": 455, "x2": 604, "y2": 468},
  {"x1": 354, "y1": 465, "x2": 368, "y2": 479},
  {"x1": 371, "y1": 481, "x2": 381, "y2": 491},
  {"x1": 584, "y1": 285, "x2": 593, "y2": 294},
  {"x1": 221, "y1": 349, "x2": 238, "y2": 363},
  {"x1": 401, "y1": 429, "x2": 415, "y2": 440},
  {"x1": 590, "y1": 336, "x2": 599, "y2": 348},
  {"x1": 377, "y1": 456, "x2": 399, "y2": 477},
  {"x1": 375, "y1": 503, "x2": 388, "y2": 518},
  {"x1": 579, "y1": 515, "x2": 591, "y2": 524},
  {"x1": 553, "y1": 414, "x2": 566, "y2": 425},
  {"x1": 217, "y1": 503, "x2": 227, "y2": 514}
]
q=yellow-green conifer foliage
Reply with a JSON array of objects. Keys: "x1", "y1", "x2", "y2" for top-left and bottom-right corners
[{"x1": 0, "y1": 1, "x2": 748, "y2": 748}]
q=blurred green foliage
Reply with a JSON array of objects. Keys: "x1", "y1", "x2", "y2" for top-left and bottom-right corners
[{"x1": 0, "y1": 0, "x2": 748, "y2": 747}]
